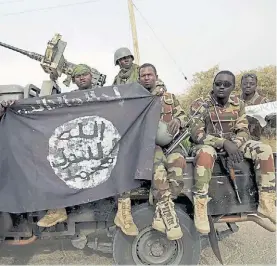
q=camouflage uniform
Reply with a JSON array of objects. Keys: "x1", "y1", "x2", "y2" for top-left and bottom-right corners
[
  {"x1": 151, "y1": 88, "x2": 187, "y2": 240},
  {"x1": 190, "y1": 93, "x2": 276, "y2": 234},
  {"x1": 114, "y1": 86, "x2": 187, "y2": 240},
  {"x1": 241, "y1": 91, "x2": 269, "y2": 140},
  {"x1": 112, "y1": 47, "x2": 166, "y2": 89},
  {"x1": 37, "y1": 64, "x2": 93, "y2": 228},
  {"x1": 113, "y1": 63, "x2": 166, "y2": 91}
]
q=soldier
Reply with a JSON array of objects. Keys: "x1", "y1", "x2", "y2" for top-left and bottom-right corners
[
  {"x1": 189, "y1": 70, "x2": 276, "y2": 234},
  {"x1": 115, "y1": 63, "x2": 187, "y2": 240},
  {"x1": 240, "y1": 73, "x2": 269, "y2": 140},
  {"x1": 113, "y1": 47, "x2": 139, "y2": 85},
  {"x1": 113, "y1": 47, "x2": 166, "y2": 91},
  {"x1": 37, "y1": 64, "x2": 94, "y2": 227}
]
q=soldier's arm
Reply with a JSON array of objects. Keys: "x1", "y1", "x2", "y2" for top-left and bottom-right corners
[
  {"x1": 112, "y1": 75, "x2": 118, "y2": 86},
  {"x1": 189, "y1": 99, "x2": 225, "y2": 149},
  {"x1": 232, "y1": 101, "x2": 250, "y2": 148},
  {"x1": 172, "y1": 94, "x2": 187, "y2": 128}
]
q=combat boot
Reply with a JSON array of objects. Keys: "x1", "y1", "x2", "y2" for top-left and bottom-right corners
[
  {"x1": 257, "y1": 191, "x2": 276, "y2": 224},
  {"x1": 152, "y1": 204, "x2": 166, "y2": 233},
  {"x1": 37, "y1": 208, "x2": 67, "y2": 227},
  {"x1": 114, "y1": 197, "x2": 139, "y2": 236},
  {"x1": 193, "y1": 194, "x2": 211, "y2": 234},
  {"x1": 155, "y1": 192, "x2": 183, "y2": 240}
]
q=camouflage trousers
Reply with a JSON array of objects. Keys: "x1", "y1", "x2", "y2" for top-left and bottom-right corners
[
  {"x1": 193, "y1": 140, "x2": 276, "y2": 194},
  {"x1": 152, "y1": 145, "x2": 186, "y2": 200}
]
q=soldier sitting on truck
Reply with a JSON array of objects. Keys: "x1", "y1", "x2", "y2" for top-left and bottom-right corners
[
  {"x1": 114, "y1": 63, "x2": 187, "y2": 240},
  {"x1": 189, "y1": 70, "x2": 276, "y2": 235},
  {"x1": 240, "y1": 73, "x2": 269, "y2": 141},
  {"x1": 37, "y1": 64, "x2": 95, "y2": 227}
]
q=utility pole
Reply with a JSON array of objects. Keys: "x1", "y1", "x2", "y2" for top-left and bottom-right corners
[{"x1": 127, "y1": 0, "x2": 140, "y2": 65}]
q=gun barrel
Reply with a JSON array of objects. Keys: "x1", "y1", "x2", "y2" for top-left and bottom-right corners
[{"x1": 0, "y1": 41, "x2": 43, "y2": 62}]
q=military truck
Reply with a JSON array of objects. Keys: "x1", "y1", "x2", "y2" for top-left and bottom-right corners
[{"x1": 0, "y1": 82, "x2": 276, "y2": 265}]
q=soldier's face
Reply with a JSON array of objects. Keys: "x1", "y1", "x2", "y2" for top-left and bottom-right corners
[
  {"x1": 241, "y1": 77, "x2": 257, "y2": 95},
  {"x1": 139, "y1": 67, "x2": 157, "y2": 90},
  {"x1": 213, "y1": 74, "x2": 234, "y2": 99},
  {"x1": 118, "y1": 56, "x2": 133, "y2": 69},
  {"x1": 74, "y1": 72, "x2": 92, "y2": 90}
]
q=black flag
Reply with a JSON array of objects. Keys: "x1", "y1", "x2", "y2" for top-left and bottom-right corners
[{"x1": 0, "y1": 83, "x2": 161, "y2": 213}]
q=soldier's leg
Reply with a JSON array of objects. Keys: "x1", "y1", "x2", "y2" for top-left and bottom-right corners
[
  {"x1": 114, "y1": 191, "x2": 138, "y2": 236},
  {"x1": 151, "y1": 146, "x2": 183, "y2": 240},
  {"x1": 37, "y1": 208, "x2": 67, "y2": 227},
  {"x1": 151, "y1": 145, "x2": 169, "y2": 234},
  {"x1": 192, "y1": 145, "x2": 216, "y2": 234},
  {"x1": 166, "y1": 149, "x2": 186, "y2": 198},
  {"x1": 240, "y1": 140, "x2": 276, "y2": 224}
]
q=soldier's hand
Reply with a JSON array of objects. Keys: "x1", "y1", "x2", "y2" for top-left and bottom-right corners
[
  {"x1": 1, "y1": 100, "x2": 16, "y2": 107},
  {"x1": 223, "y1": 140, "x2": 243, "y2": 164},
  {"x1": 0, "y1": 100, "x2": 16, "y2": 116},
  {"x1": 168, "y1": 118, "x2": 180, "y2": 136}
]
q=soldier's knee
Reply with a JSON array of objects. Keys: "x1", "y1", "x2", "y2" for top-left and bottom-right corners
[
  {"x1": 195, "y1": 146, "x2": 216, "y2": 169},
  {"x1": 167, "y1": 153, "x2": 186, "y2": 169},
  {"x1": 154, "y1": 145, "x2": 166, "y2": 163}
]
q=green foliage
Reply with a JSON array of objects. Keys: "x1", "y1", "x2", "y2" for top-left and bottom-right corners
[{"x1": 178, "y1": 65, "x2": 276, "y2": 114}]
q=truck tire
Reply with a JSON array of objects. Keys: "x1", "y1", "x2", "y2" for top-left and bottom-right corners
[{"x1": 113, "y1": 203, "x2": 201, "y2": 265}]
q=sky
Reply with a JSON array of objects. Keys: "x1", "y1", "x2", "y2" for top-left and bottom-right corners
[{"x1": 0, "y1": 0, "x2": 276, "y2": 94}]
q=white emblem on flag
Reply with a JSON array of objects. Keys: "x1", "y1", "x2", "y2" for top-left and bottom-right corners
[{"x1": 47, "y1": 116, "x2": 121, "y2": 189}]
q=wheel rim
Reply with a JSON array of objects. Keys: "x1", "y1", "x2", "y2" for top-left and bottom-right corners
[{"x1": 132, "y1": 226, "x2": 184, "y2": 265}]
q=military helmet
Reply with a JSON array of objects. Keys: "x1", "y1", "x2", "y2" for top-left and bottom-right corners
[
  {"x1": 114, "y1": 47, "x2": 134, "y2": 66},
  {"x1": 155, "y1": 120, "x2": 176, "y2": 147}
]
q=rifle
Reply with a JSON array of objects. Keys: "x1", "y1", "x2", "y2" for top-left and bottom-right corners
[
  {"x1": 164, "y1": 102, "x2": 209, "y2": 156},
  {"x1": 229, "y1": 168, "x2": 242, "y2": 204},
  {"x1": 218, "y1": 155, "x2": 242, "y2": 204}
]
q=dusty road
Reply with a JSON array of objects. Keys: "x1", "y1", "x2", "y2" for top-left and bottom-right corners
[{"x1": 0, "y1": 222, "x2": 276, "y2": 265}]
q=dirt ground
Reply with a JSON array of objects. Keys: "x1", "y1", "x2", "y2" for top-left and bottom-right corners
[{"x1": 0, "y1": 222, "x2": 275, "y2": 265}]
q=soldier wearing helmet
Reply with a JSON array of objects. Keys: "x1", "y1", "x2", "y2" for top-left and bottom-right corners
[
  {"x1": 112, "y1": 47, "x2": 167, "y2": 92},
  {"x1": 113, "y1": 47, "x2": 139, "y2": 85}
]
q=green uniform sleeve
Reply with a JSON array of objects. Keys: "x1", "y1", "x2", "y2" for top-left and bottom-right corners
[
  {"x1": 172, "y1": 94, "x2": 187, "y2": 128},
  {"x1": 232, "y1": 101, "x2": 250, "y2": 148},
  {"x1": 112, "y1": 75, "x2": 118, "y2": 85}
]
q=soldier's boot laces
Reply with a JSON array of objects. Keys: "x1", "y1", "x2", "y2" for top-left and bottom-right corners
[
  {"x1": 114, "y1": 197, "x2": 139, "y2": 236},
  {"x1": 156, "y1": 192, "x2": 183, "y2": 240},
  {"x1": 152, "y1": 205, "x2": 166, "y2": 233},
  {"x1": 257, "y1": 191, "x2": 276, "y2": 224},
  {"x1": 37, "y1": 208, "x2": 67, "y2": 227},
  {"x1": 193, "y1": 195, "x2": 211, "y2": 234}
]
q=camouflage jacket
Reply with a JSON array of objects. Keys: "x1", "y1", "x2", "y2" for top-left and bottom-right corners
[
  {"x1": 241, "y1": 91, "x2": 269, "y2": 140},
  {"x1": 112, "y1": 63, "x2": 167, "y2": 92},
  {"x1": 151, "y1": 87, "x2": 186, "y2": 128},
  {"x1": 189, "y1": 93, "x2": 250, "y2": 149},
  {"x1": 241, "y1": 91, "x2": 268, "y2": 106}
]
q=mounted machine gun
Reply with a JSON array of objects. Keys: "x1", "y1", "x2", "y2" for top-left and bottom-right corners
[{"x1": 0, "y1": 33, "x2": 106, "y2": 96}]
